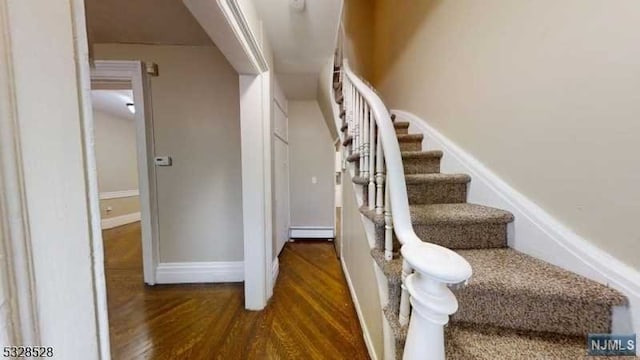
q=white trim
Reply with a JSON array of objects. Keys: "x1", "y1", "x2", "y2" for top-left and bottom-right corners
[
  {"x1": 155, "y1": 261, "x2": 244, "y2": 284},
  {"x1": 341, "y1": 257, "x2": 379, "y2": 360},
  {"x1": 92, "y1": 61, "x2": 159, "y2": 286},
  {"x1": 394, "y1": 109, "x2": 640, "y2": 333},
  {"x1": 100, "y1": 212, "x2": 141, "y2": 230},
  {"x1": 272, "y1": 258, "x2": 279, "y2": 286},
  {"x1": 289, "y1": 226, "x2": 335, "y2": 239},
  {"x1": 99, "y1": 189, "x2": 139, "y2": 200},
  {"x1": 217, "y1": 0, "x2": 269, "y2": 73}
]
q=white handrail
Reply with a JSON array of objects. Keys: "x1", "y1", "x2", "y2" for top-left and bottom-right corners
[
  {"x1": 341, "y1": 60, "x2": 473, "y2": 360},
  {"x1": 342, "y1": 61, "x2": 472, "y2": 284}
]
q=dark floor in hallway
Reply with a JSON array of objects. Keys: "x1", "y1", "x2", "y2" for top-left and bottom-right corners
[{"x1": 103, "y1": 222, "x2": 370, "y2": 359}]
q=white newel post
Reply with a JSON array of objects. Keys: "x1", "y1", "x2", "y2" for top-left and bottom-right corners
[{"x1": 401, "y1": 242, "x2": 472, "y2": 360}]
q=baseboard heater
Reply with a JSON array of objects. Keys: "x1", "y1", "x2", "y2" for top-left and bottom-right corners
[{"x1": 289, "y1": 226, "x2": 335, "y2": 239}]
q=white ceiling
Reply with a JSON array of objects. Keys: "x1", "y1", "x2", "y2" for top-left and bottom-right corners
[
  {"x1": 91, "y1": 90, "x2": 135, "y2": 121},
  {"x1": 254, "y1": 0, "x2": 342, "y2": 100},
  {"x1": 85, "y1": 0, "x2": 212, "y2": 46},
  {"x1": 254, "y1": 0, "x2": 342, "y2": 73}
]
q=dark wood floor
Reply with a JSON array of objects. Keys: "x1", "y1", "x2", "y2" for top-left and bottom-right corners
[{"x1": 103, "y1": 222, "x2": 370, "y2": 359}]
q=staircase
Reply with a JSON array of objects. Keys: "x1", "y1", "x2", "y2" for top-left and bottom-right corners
[{"x1": 333, "y1": 62, "x2": 628, "y2": 359}]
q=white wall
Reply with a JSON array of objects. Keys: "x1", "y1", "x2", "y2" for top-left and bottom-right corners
[
  {"x1": 369, "y1": 0, "x2": 640, "y2": 270},
  {"x1": 2, "y1": 0, "x2": 105, "y2": 356},
  {"x1": 93, "y1": 108, "x2": 138, "y2": 193},
  {"x1": 94, "y1": 44, "x2": 243, "y2": 263},
  {"x1": 93, "y1": 107, "x2": 141, "y2": 220},
  {"x1": 288, "y1": 100, "x2": 335, "y2": 229}
]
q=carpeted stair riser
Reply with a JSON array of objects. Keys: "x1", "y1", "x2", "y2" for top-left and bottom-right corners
[
  {"x1": 407, "y1": 182, "x2": 468, "y2": 205},
  {"x1": 445, "y1": 324, "x2": 589, "y2": 360},
  {"x1": 402, "y1": 152, "x2": 442, "y2": 174},
  {"x1": 452, "y1": 290, "x2": 614, "y2": 336},
  {"x1": 394, "y1": 121, "x2": 410, "y2": 135},
  {"x1": 361, "y1": 208, "x2": 400, "y2": 251},
  {"x1": 413, "y1": 223, "x2": 508, "y2": 249},
  {"x1": 397, "y1": 134, "x2": 423, "y2": 152}
]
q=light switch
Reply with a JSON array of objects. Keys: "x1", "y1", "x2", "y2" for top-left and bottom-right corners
[
  {"x1": 154, "y1": 156, "x2": 172, "y2": 166},
  {"x1": 312, "y1": 176, "x2": 317, "y2": 184}
]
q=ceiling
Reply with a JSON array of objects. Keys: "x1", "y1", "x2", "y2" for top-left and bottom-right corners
[
  {"x1": 91, "y1": 90, "x2": 135, "y2": 120},
  {"x1": 254, "y1": 0, "x2": 342, "y2": 100},
  {"x1": 85, "y1": 0, "x2": 212, "y2": 46}
]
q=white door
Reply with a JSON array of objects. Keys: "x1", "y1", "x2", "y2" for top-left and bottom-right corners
[{"x1": 274, "y1": 138, "x2": 290, "y2": 255}]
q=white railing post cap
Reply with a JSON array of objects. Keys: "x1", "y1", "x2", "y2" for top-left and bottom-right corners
[{"x1": 401, "y1": 242, "x2": 472, "y2": 284}]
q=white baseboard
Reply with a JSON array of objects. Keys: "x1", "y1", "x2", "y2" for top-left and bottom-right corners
[
  {"x1": 99, "y1": 189, "x2": 139, "y2": 200},
  {"x1": 341, "y1": 257, "x2": 379, "y2": 360},
  {"x1": 101, "y1": 212, "x2": 141, "y2": 229},
  {"x1": 272, "y1": 258, "x2": 279, "y2": 285},
  {"x1": 394, "y1": 109, "x2": 640, "y2": 334},
  {"x1": 155, "y1": 261, "x2": 244, "y2": 284},
  {"x1": 289, "y1": 226, "x2": 335, "y2": 238}
]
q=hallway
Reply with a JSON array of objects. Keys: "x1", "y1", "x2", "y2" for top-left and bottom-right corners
[{"x1": 103, "y1": 223, "x2": 369, "y2": 359}]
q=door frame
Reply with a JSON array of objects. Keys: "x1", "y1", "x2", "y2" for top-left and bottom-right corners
[{"x1": 91, "y1": 61, "x2": 159, "y2": 285}]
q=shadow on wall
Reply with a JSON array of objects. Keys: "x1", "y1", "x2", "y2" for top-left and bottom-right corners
[
  {"x1": 372, "y1": 0, "x2": 443, "y2": 85},
  {"x1": 342, "y1": 0, "x2": 441, "y2": 83}
]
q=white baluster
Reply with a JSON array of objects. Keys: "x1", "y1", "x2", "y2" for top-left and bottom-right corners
[
  {"x1": 375, "y1": 128, "x2": 384, "y2": 215},
  {"x1": 399, "y1": 259, "x2": 411, "y2": 325},
  {"x1": 357, "y1": 95, "x2": 364, "y2": 177},
  {"x1": 401, "y1": 242, "x2": 471, "y2": 360},
  {"x1": 384, "y1": 177, "x2": 393, "y2": 261},
  {"x1": 362, "y1": 102, "x2": 369, "y2": 181},
  {"x1": 368, "y1": 112, "x2": 376, "y2": 210}
]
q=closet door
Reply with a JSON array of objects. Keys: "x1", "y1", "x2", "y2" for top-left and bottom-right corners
[
  {"x1": 274, "y1": 138, "x2": 289, "y2": 255},
  {"x1": 273, "y1": 90, "x2": 289, "y2": 255}
]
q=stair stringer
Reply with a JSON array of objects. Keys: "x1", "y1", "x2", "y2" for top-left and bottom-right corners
[{"x1": 393, "y1": 109, "x2": 640, "y2": 336}]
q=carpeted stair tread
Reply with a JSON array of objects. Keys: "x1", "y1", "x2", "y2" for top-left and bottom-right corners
[
  {"x1": 456, "y1": 248, "x2": 626, "y2": 306},
  {"x1": 342, "y1": 135, "x2": 353, "y2": 146},
  {"x1": 360, "y1": 206, "x2": 383, "y2": 225},
  {"x1": 445, "y1": 324, "x2": 590, "y2": 360},
  {"x1": 405, "y1": 173, "x2": 470, "y2": 185},
  {"x1": 410, "y1": 203, "x2": 514, "y2": 225},
  {"x1": 347, "y1": 152, "x2": 360, "y2": 162},
  {"x1": 401, "y1": 150, "x2": 443, "y2": 160},
  {"x1": 352, "y1": 176, "x2": 368, "y2": 186},
  {"x1": 452, "y1": 248, "x2": 627, "y2": 335},
  {"x1": 371, "y1": 248, "x2": 402, "y2": 284}
]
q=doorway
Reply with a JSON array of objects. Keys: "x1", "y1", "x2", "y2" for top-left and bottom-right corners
[{"x1": 90, "y1": 61, "x2": 159, "y2": 285}]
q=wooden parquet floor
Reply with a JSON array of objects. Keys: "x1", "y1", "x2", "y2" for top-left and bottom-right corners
[{"x1": 103, "y1": 222, "x2": 370, "y2": 360}]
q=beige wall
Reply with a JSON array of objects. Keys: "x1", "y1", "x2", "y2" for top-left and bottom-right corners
[
  {"x1": 360, "y1": 0, "x2": 640, "y2": 269},
  {"x1": 288, "y1": 100, "x2": 335, "y2": 228},
  {"x1": 93, "y1": 108, "x2": 141, "y2": 219},
  {"x1": 94, "y1": 44, "x2": 243, "y2": 263},
  {"x1": 93, "y1": 109, "x2": 138, "y2": 192},
  {"x1": 341, "y1": 173, "x2": 384, "y2": 359},
  {"x1": 342, "y1": 0, "x2": 374, "y2": 79}
]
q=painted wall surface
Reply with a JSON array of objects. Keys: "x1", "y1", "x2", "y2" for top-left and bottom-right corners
[
  {"x1": 93, "y1": 108, "x2": 141, "y2": 219},
  {"x1": 94, "y1": 44, "x2": 243, "y2": 262},
  {"x1": 342, "y1": 0, "x2": 374, "y2": 79},
  {"x1": 361, "y1": 0, "x2": 640, "y2": 269},
  {"x1": 3, "y1": 0, "x2": 103, "y2": 356},
  {"x1": 341, "y1": 175, "x2": 384, "y2": 359},
  {"x1": 93, "y1": 109, "x2": 138, "y2": 193},
  {"x1": 288, "y1": 100, "x2": 335, "y2": 228},
  {"x1": 317, "y1": 58, "x2": 340, "y2": 140}
]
